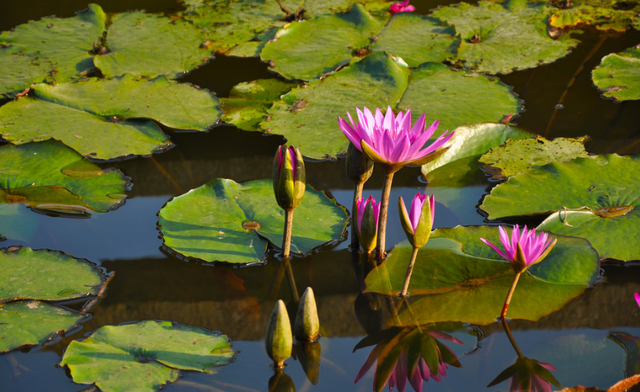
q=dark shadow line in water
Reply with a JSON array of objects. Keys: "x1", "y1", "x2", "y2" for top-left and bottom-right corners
[{"x1": 149, "y1": 156, "x2": 183, "y2": 194}]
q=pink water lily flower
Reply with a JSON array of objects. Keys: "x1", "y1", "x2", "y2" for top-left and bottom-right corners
[
  {"x1": 480, "y1": 225, "x2": 557, "y2": 273},
  {"x1": 339, "y1": 106, "x2": 454, "y2": 173},
  {"x1": 399, "y1": 193, "x2": 434, "y2": 249},
  {"x1": 390, "y1": 0, "x2": 416, "y2": 13},
  {"x1": 635, "y1": 292, "x2": 640, "y2": 308}
]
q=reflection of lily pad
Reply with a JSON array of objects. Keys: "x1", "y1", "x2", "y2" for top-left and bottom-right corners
[
  {"x1": 0, "y1": 141, "x2": 128, "y2": 214},
  {"x1": 482, "y1": 155, "x2": 640, "y2": 260},
  {"x1": 479, "y1": 135, "x2": 589, "y2": 179},
  {"x1": 365, "y1": 226, "x2": 599, "y2": 325},
  {"x1": 60, "y1": 320, "x2": 234, "y2": 392},
  {"x1": 0, "y1": 76, "x2": 221, "y2": 160},
  {"x1": 592, "y1": 45, "x2": 640, "y2": 102},
  {"x1": 432, "y1": 0, "x2": 579, "y2": 74},
  {"x1": 158, "y1": 178, "x2": 348, "y2": 264}
]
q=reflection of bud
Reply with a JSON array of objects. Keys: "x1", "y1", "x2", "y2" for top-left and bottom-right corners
[
  {"x1": 273, "y1": 145, "x2": 305, "y2": 211},
  {"x1": 346, "y1": 142, "x2": 374, "y2": 184},
  {"x1": 268, "y1": 369, "x2": 296, "y2": 392},
  {"x1": 294, "y1": 287, "x2": 320, "y2": 342},
  {"x1": 398, "y1": 193, "x2": 434, "y2": 249},
  {"x1": 265, "y1": 300, "x2": 293, "y2": 368},
  {"x1": 293, "y1": 341, "x2": 321, "y2": 385},
  {"x1": 487, "y1": 357, "x2": 560, "y2": 392}
]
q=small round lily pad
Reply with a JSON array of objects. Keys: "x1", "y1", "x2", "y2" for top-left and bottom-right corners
[{"x1": 592, "y1": 45, "x2": 640, "y2": 102}]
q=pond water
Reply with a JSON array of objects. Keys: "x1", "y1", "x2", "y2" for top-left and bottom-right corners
[{"x1": 2, "y1": 0, "x2": 640, "y2": 391}]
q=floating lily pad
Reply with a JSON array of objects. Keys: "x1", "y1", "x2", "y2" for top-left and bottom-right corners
[
  {"x1": 365, "y1": 226, "x2": 599, "y2": 325},
  {"x1": 421, "y1": 122, "x2": 535, "y2": 178},
  {"x1": 261, "y1": 4, "x2": 386, "y2": 80},
  {"x1": 158, "y1": 178, "x2": 348, "y2": 264},
  {"x1": 0, "y1": 141, "x2": 128, "y2": 214},
  {"x1": 263, "y1": 52, "x2": 409, "y2": 159},
  {"x1": 592, "y1": 45, "x2": 640, "y2": 102},
  {"x1": 221, "y1": 79, "x2": 298, "y2": 131},
  {"x1": 0, "y1": 75, "x2": 221, "y2": 160},
  {"x1": 302, "y1": 0, "x2": 393, "y2": 18},
  {"x1": 432, "y1": 0, "x2": 579, "y2": 74},
  {"x1": 0, "y1": 4, "x2": 106, "y2": 97},
  {"x1": 60, "y1": 320, "x2": 234, "y2": 392},
  {"x1": 371, "y1": 12, "x2": 457, "y2": 67},
  {"x1": 548, "y1": 0, "x2": 640, "y2": 32},
  {"x1": 94, "y1": 12, "x2": 213, "y2": 79},
  {"x1": 479, "y1": 135, "x2": 590, "y2": 179},
  {"x1": 398, "y1": 63, "x2": 522, "y2": 137},
  {"x1": 482, "y1": 154, "x2": 640, "y2": 260}
]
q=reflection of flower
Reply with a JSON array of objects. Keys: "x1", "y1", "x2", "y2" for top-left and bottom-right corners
[
  {"x1": 390, "y1": 0, "x2": 416, "y2": 13},
  {"x1": 635, "y1": 292, "x2": 640, "y2": 308},
  {"x1": 480, "y1": 225, "x2": 556, "y2": 273},
  {"x1": 399, "y1": 193, "x2": 434, "y2": 249},
  {"x1": 487, "y1": 357, "x2": 560, "y2": 392},
  {"x1": 356, "y1": 196, "x2": 380, "y2": 253},
  {"x1": 354, "y1": 327, "x2": 462, "y2": 392}
]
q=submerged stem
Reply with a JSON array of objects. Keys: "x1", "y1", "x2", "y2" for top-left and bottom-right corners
[
  {"x1": 501, "y1": 271, "x2": 522, "y2": 320},
  {"x1": 376, "y1": 172, "x2": 395, "y2": 262},
  {"x1": 501, "y1": 317, "x2": 524, "y2": 359},
  {"x1": 400, "y1": 247, "x2": 420, "y2": 298},
  {"x1": 282, "y1": 209, "x2": 294, "y2": 258}
]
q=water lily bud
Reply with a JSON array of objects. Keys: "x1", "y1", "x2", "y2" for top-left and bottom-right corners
[
  {"x1": 345, "y1": 142, "x2": 374, "y2": 184},
  {"x1": 273, "y1": 145, "x2": 305, "y2": 211},
  {"x1": 355, "y1": 196, "x2": 380, "y2": 253},
  {"x1": 294, "y1": 287, "x2": 320, "y2": 342},
  {"x1": 265, "y1": 300, "x2": 293, "y2": 368},
  {"x1": 398, "y1": 193, "x2": 434, "y2": 248},
  {"x1": 294, "y1": 341, "x2": 321, "y2": 385}
]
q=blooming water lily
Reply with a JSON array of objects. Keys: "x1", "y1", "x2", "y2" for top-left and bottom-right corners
[
  {"x1": 636, "y1": 292, "x2": 640, "y2": 308},
  {"x1": 390, "y1": 0, "x2": 416, "y2": 13}
]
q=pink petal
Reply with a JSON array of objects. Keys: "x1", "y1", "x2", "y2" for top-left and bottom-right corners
[{"x1": 481, "y1": 238, "x2": 508, "y2": 261}]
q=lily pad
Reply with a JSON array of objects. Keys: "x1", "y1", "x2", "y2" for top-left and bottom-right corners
[
  {"x1": 481, "y1": 154, "x2": 640, "y2": 260},
  {"x1": 221, "y1": 79, "x2": 298, "y2": 131},
  {"x1": 479, "y1": 135, "x2": 590, "y2": 179},
  {"x1": 0, "y1": 4, "x2": 106, "y2": 97},
  {"x1": 592, "y1": 45, "x2": 640, "y2": 102},
  {"x1": 0, "y1": 75, "x2": 221, "y2": 160},
  {"x1": 260, "y1": 4, "x2": 386, "y2": 81},
  {"x1": 432, "y1": 0, "x2": 579, "y2": 74},
  {"x1": 263, "y1": 52, "x2": 409, "y2": 159},
  {"x1": 371, "y1": 12, "x2": 457, "y2": 67},
  {"x1": 0, "y1": 141, "x2": 128, "y2": 214},
  {"x1": 60, "y1": 320, "x2": 234, "y2": 392},
  {"x1": 158, "y1": 178, "x2": 348, "y2": 264},
  {"x1": 398, "y1": 63, "x2": 522, "y2": 137},
  {"x1": 365, "y1": 226, "x2": 599, "y2": 325},
  {"x1": 421, "y1": 122, "x2": 535, "y2": 178},
  {"x1": 548, "y1": 0, "x2": 640, "y2": 32}
]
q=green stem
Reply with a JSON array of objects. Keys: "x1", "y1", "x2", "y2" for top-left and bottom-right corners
[
  {"x1": 282, "y1": 209, "x2": 294, "y2": 258},
  {"x1": 501, "y1": 271, "x2": 522, "y2": 320},
  {"x1": 400, "y1": 247, "x2": 420, "y2": 298},
  {"x1": 501, "y1": 317, "x2": 524, "y2": 359},
  {"x1": 376, "y1": 171, "x2": 395, "y2": 263},
  {"x1": 351, "y1": 182, "x2": 365, "y2": 250}
]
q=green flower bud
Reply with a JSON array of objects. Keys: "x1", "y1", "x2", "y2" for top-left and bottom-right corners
[
  {"x1": 294, "y1": 287, "x2": 320, "y2": 342},
  {"x1": 265, "y1": 300, "x2": 293, "y2": 368},
  {"x1": 273, "y1": 145, "x2": 305, "y2": 211},
  {"x1": 345, "y1": 142, "x2": 374, "y2": 184}
]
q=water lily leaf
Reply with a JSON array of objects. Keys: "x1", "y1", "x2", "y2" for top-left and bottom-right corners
[
  {"x1": 548, "y1": 0, "x2": 640, "y2": 32},
  {"x1": 0, "y1": 75, "x2": 221, "y2": 160},
  {"x1": 479, "y1": 135, "x2": 590, "y2": 179},
  {"x1": 94, "y1": 12, "x2": 213, "y2": 79},
  {"x1": 421, "y1": 122, "x2": 535, "y2": 178},
  {"x1": 0, "y1": 300, "x2": 87, "y2": 352},
  {"x1": 263, "y1": 52, "x2": 409, "y2": 159},
  {"x1": 260, "y1": 4, "x2": 387, "y2": 80},
  {"x1": 0, "y1": 141, "x2": 128, "y2": 213},
  {"x1": 0, "y1": 4, "x2": 106, "y2": 97},
  {"x1": 158, "y1": 178, "x2": 348, "y2": 264},
  {"x1": 432, "y1": 0, "x2": 579, "y2": 74},
  {"x1": 60, "y1": 320, "x2": 234, "y2": 392},
  {"x1": 303, "y1": 0, "x2": 392, "y2": 18},
  {"x1": 365, "y1": 226, "x2": 599, "y2": 325},
  {"x1": 371, "y1": 13, "x2": 457, "y2": 67},
  {"x1": 221, "y1": 79, "x2": 298, "y2": 131},
  {"x1": 592, "y1": 45, "x2": 640, "y2": 102},
  {"x1": 398, "y1": 63, "x2": 522, "y2": 137}
]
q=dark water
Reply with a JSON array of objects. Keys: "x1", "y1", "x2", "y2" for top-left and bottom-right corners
[{"x1": 2, "y1": 1, "x2": 640, "y2": 391}]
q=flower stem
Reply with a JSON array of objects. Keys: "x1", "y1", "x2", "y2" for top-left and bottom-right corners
[
  {"x1": 501, "y1": 317, "x2": 524, "y2": 359},
  {"x1": 501, "y1": 271, "x2": 522, "y2": 319},
  {"x1": 282, "y1": 209, "x2": 294, "y2": 258},
  {"x1": 376, "y1": 171, "x2": 395, "y2": 262},
  {"x1": 400, "y1": 247, "x2": 420, "y2": 297},
  {"x1": 351, "y1": 182, "x2": 365, "y2": 250}
]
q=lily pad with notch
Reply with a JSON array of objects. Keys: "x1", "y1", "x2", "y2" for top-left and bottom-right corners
[
  {"x1": 592, "y1": 45, "x2": 640, "y2": 102},
  {"x1": 60, "y1": 320, "x2": 234, "y2": 392},
  {"x1": 158, "y1": 178, "x2": 348, "y2": 264}
]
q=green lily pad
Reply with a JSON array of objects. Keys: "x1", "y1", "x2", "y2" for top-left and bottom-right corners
[
  {"x1": 371, "y1": 13, "x2": 457, "y2": 67},
  {"x1": 421, "y1": 122, "x2": 535, "y2": 178},
  {"x1": 398, "y1": 63, "x2": 522, "y2": 137},
  {"x1": 0, "y1": 300, "x2": 88, "y2": 352},
  {"x1": 263, "y1": 52, "x2": 409, "y2": 159},
  {"x1": 592, "y1": 45, "x2": 640, "y2": 102},
  {"x1": 0, "y1": 75, "x2": 221, "y2": 160},
  {"x1": 479, "y1": 135, "x2": 590, "y2": 179},
  {"x1": 365, "y1": 226, "x2": 599, "y2": 325},
  {"x1": 432, "y1": 0, "x2": 579, "y2": 74},
  {"x1": 220, "y1": 79, "x2": 298, "y2": 131},
  {"x1": 158, "y1": 178, "x2": 348, "y2": 264},
  {"x1": 548, "y1": 0, "x2": 640, "y2": 32},
  {"x1": 260, "y1": 4, "x2": 386, "y2": 81},
  {"x1": 94, "y1": 12, "x2": 213, "y2": 79},
  {"x1": 60, "y1": 320, "x2": 234, "y2": 392},
  {"x1": 303, "y1": 0, "x2": 393, "y2": 18},
  {"x1": 0, "y1": 4, "x2": 106, "y2": 97},
  {"x1": 0, "y1": 141, "x2": 128, "y2": 214}
]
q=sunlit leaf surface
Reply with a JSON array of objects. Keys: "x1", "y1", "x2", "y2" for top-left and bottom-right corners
[
  {"x1": 592, "y1": 45, "x2": 640, "y2": 101},
  {"x1": 548, "y1": 0, "x2": 640, "y2": 31}
]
